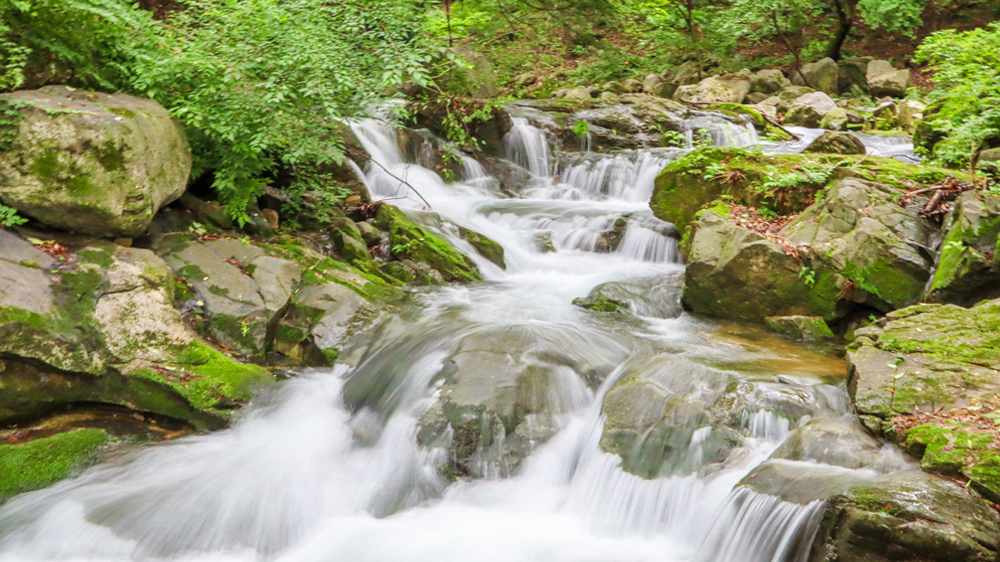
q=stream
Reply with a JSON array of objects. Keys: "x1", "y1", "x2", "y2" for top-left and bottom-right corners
[{"x1": 0, "y1": 110, "x2": 916, "y2": 561}]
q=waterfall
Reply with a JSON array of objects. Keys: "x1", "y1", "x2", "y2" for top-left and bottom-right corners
[{"x1": 0, "y1": 104, "x2": 906, "y2": 562}]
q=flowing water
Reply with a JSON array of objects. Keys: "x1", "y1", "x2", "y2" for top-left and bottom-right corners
[{"x1": 0, "y1": 108, "x2": 915, "y2": 561}]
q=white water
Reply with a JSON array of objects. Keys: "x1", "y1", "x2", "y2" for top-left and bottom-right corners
[{"x1": 0, "y1": 109, "x2": 899, "y2": 562}]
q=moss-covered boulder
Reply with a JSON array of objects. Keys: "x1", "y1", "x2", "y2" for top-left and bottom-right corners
[
  {"x1": 803, "y1": 131, "x2": 866, "y2": 155},
  {"x1": 783, "y1": 92, "x2": 837, "y2": 127},
  {"x1": 791, "y1": 57, "x2": 839, "y2": 96},
  {"x1": 765, "y1": 316, "x2": 835, "y2": 341},
  {"x1": 848, "y1": 299, "x2": 1000, "y2": 500},
  {"x1": 683, "y1": 210, "x2": 840, "y2": 322},
  {"x1": 374, "y1": 204, "x2": 481, "y2": 284},
  {"x1": 0, "y1": 428, "x2": 109, "y2": 504},
  {"x1": 0, "y1": 86, "x2": 190, "y2": 237},
  {"x1": 809, "y1": 472, "x2": 1000, "y2": 562},
  {"x1": 924, "y1": 191, "x2": 1000, "y2": 305},
  {"x1": 679, "y1": 178, "x2": 942, "y2": 323},
  {"x1": 649, "y1": 147, "x2": 956, "y2": 236},
  {"x1": 0, "y1": 229, "x2": 273, "y2": 430},
  {"x1": 459, "y1": 227, "x2": 505, "y2": 270}
]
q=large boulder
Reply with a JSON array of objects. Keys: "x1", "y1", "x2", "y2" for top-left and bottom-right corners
[
  {"x1": 803, "y1": 131, "x2": 866, "y2": 155},
  {"x1": 783, "y1": 92, "x2": 838, "y2": 127},
  {"x1": 819, "y1": 107, "x2": 849, "y2": 131},
  {"x1": 0, "y1": 86, "x2": 190, "y2": 237},
  {"x1": 0, "y1": 229, "x2": 273, "y2": 430},
  {"x1": 749, "y1": 69, "x2": 790, "y2": 95},
  {"x1": 867, "y1": 60, "x2": 911, "y2": 98},
  {"x1": 674, "y1": 73, "x2": 751, "y2": 104},
  {"x1": 849, "y1": 299, "x2": 1000, "y2": 501},
  {"x1": 791, "y1": 57, "x2": 839, "y2": 95},
  {"x1": 837, "y1": 57, "x2": 873, "y2": 94},
  {"x1": 924, "y1": 191, "x2": 1000, "y2": 305},
  {"x1": 679, "y1": 177, "x2": 940, "y2": 323},
  {"x1": 810, "y1": 472, "x2": 1000, "y2": 562}
]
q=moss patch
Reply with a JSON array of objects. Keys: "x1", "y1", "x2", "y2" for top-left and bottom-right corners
[
  {"x1": 374, "y1": 204, "x2": 481, "y2": 284},
  {"x1": 0, "y1": 428, "x2": 109, "y2": 503}
]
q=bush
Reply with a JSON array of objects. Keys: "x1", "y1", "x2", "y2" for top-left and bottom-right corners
[
  {"x1": 132, "y1": 0, "x2": 432, "y2": 222},
  {"x1": 915, "y1": 23, "x2": 1000, "y2": 167}
]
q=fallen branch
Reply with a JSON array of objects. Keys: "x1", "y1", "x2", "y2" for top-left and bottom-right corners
[{"x1": 347, "y1": 146, "x2": 434, "y2": 211}]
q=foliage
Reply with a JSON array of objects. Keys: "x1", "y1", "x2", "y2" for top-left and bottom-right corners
[
  {"x1": 916, "y1": 23, "x2": 1000, "y2": 167},
  {"x1": 0, "y1": 204, "x2": 27, "y2": 228},
  {"x1": 0, "y1": 0, "x2": 154, "y2": 92},
  {"x1": 572, "y1": 120, "x2": 591, "y2": 138},
  {"x1": 132, "y1": 0, "x2": 432, "y2": 222}
]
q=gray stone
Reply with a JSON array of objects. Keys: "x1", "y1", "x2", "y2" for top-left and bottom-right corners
[
  {"x1": 867, "y1": 60, "x2": 911, "y2": 98},
  {"x1": 783, "y1": 92, "x2": 837, "y2": 127},
  {"x1": 803, "y1": 131, "x2": 866, "y2": 155},
  {"x1": 791, "y1": 57, "x2": 839, "y2": 95},
  {"x1": 750, "y1": 69, "x2": 790, "y2": 95},
  {"x1": 897, "y1": 99, "x2": 926, "y2": 129},
  {"x1": 0, "y1": 86, "x2": 190, "y2": 237},
  {"x1": 819, "y1": 107, "x2": 849, "y2": 131},
  {"x1": 674, "y1": 73, "x2": 751, "y2": 104}
]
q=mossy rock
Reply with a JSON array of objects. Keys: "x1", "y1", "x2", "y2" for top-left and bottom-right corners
[
  {"x1": 0, "y1": 428, "x2": 110, "y2": 504},
  {"x1": 765, "y1": 316, "x2": 835, "y2": 341},
  {"x1": 459, "y1": 227, "x2": 505, "y2": 270},
  {"x1": 649, "y1": 147, "x2": 958, "y2": 235},
  {"x1": 848, "y1": 298, "x2": 1000, "y2": 500},
  {"x1": 374, "y1": 204, "x2": 481, "y2": 284},
  {"x1": 925, "y1": 191, "x2": 1000, "y2": 305},
  {"x1": 0, "y1": 86, "x2": 190, "y2": 237}
]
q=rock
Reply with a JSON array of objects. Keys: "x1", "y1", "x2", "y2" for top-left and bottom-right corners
[
  {"x1": 782, "y1": 178, "x2": 938, "y2": 312},
  {"x1": 621, "y1": 79, "x2": 643, "y2": 93},
  {"x1": 848, "y1": 298, "x2": 1000, "y2": 500},
  {"x1": 770, "y1": 417, "x2": 886, "y2": 469},
  {"x1": 179, "y1": 193, "x2": 233, "y2": 230},
  {"x1": 924, "y1": 191, "x2": 1000, "y2": 305},
  {"x1": 0, "y1": 231, "x2": 274, "y2": 431},
  {"x1": 867, "y1": 60, "x2": 911, "y2": 98},
  {"x1": 642, "y1": 74, "x2": 663, "y2": 93},
  {"x1": 753, "y1": 96, "x2": 781, "y2": 117},
  {"x1": 803, "y1": 131, "x2": 866, "y2": 155},
  {"x1": 275, "y1": 282, "x2": 369, "y2": 363},
  {"x1": 783, "y1": 92, "x2": 838, "y2": 127},
  {"x1": 533, "y1": 231, "x2": 555, "y2": 253},
  {"x1": 846, "y1": 109, "x2": 864, "y2": 125},
  {"x1": 791, "y1": 57, "x2": 839, "y2": 95},
  {"x1": 674, "y1": 73, "x2": 751, "y2": 104},
  {"x1": 809, "y1": 472, "x2": 1000, "y2": 562},
  {"x1": 573, "y1": 273, "x2": 683, "y2": 318},
  {"x1": 458, "y1": 227, "x2": 505, "y2": 270},
  {"x1": 897, "y1": 99, "x2": 926, "y2": 129},
  {"x1": 765, "y1": 316, "x2": 835, "y2": 341},
  {"x1": 374, "y1": 204, "x2": 481, "y2": 283},
  {"x1": 819, "y1": 107, "x2": 849, "y2": 131},
  {"x1": 775, "y1": 85, "x2": 816, "y2": 111},
  {"x1": 682, "y1": 210, "x2": 837, "y2": 322},
  {"x1": 0, "y1": 86, "x2": 190, "y2": 237},
  {"x1": 744, "y1": 92, "x2": 771, "y2": 105},
  {"x1": 261, "y1": 208, "x2": 279, "y2": 230},
  {"x1": 513, "y1": 72, "x2": 536, "y2": 87},
  {"x1": 837, "y1": 57, "x2": 873, "y2": 94},
  {"x1": 750, "y1": 69, "x2": 790, "y2": 95},
  {"x1": 564, "y1": 86, "x2": 595, "y2": 102},
  {"x1": 872, "y1": 99, "x2": 898, "y2": 122},
  {"x1": 0, "y1": 428, "x2": 111, "y2": 504}
]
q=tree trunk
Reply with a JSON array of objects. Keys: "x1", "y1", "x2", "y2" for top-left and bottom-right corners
[{"x1": 826, "y1": 0, "x2": 856, "y2": 61}]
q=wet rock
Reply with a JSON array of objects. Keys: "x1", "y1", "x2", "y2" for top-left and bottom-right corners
[
  {"x1": 374, "y1": 204, "x2": 481, "y2": 284},
  {"x1": 765, "y1": 316, "x2": 835, "y2": 341},
  {"x1": 848, "y1": 298, "x2": 1000, "y2": 501},
  {"x1": 573, "y1": 273, "x2": 683, "y2": 318},
  {"x1": 791, "y1": 57, "x2": 839, "y2": 96},
  {"x1": 924, "y1": 191, "x2": 1000, "y2": 305},
  {"x1": 0, "y1": 86, "x2": 190, "y2": 237},
  {"x1": 621, "y1": 79, "x2": 643, "y2": 93},
  {"x1": 771, "y1": 417, "x2": 886, "y2": 469},
  {"x1": 783, "y1": 92, "x2": 838, "y2": 127},
  {"x1": 803, "y1": 131, "x2": 866, "y2": 155},
  {"x1": 867, "y1": 60, "x2": 911, "y2": 98},
  {"x1": 0, "y1": 428, "x2": 110, "y2": 504},
  {"x1": 533, "y1": 231, "x2": 555, "y2": 253},
  {"x1": 809, "y1": 472, "x2": 1000, "y2": 562},
  {"x1": 458, "y1": 227, "x2": 505, "y2": 270}
]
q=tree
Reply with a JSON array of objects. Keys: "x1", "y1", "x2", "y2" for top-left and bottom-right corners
[{"x1": 826, "y1": 0, "x2": 928, "y2": 60}]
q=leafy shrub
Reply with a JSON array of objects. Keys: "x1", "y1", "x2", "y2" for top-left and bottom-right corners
[{"x1": 132, "y1": 0, "x2": 432, "y2": 222}]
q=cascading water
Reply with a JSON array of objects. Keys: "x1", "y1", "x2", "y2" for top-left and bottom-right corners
[{"x1": 0, "y1": 107, "x2": 912, "y2": 562}]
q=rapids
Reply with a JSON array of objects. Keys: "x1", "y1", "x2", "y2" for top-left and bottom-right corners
[{"x1": 0, "y1": 111, "x2": 916, "y2": 562}]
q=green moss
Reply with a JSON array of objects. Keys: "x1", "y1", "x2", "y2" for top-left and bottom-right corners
[
  {"x1": 650, "y1": 147, "x2": 962, "y2": 232},
  {"x1": 374, "y1": 205, "x2": 481, "y2": 284},
  {"x1": 93, "y1": 140, "x2": 126, "y2": 173},
  {"x1": 208, "y1": 285, "x2": 230, "y2": 297},
  {"x1": 106, "y1": 107, "x2": 137, "y2": 119},
  {"x1": 77, "y1": 249, "x2": 114, "y2": 269},
  {"x1": 573, "y1": 294, "x2": 624, "y2": 312},
  {"x1": 163, "y1": 340, "x2": 273, "y2": 411},
  {"x1": 276, "y1": 323, "x2": 307, "y2": 345},
  {"x1": 0, "y1": 429, "x2": 109, "y2": 503},
  {"x1": 321, "y1": 348, "x2": 340, "y2": 364},
  {"x1": 177, "y1": 264, "x2": 206, "y2": 280}
]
